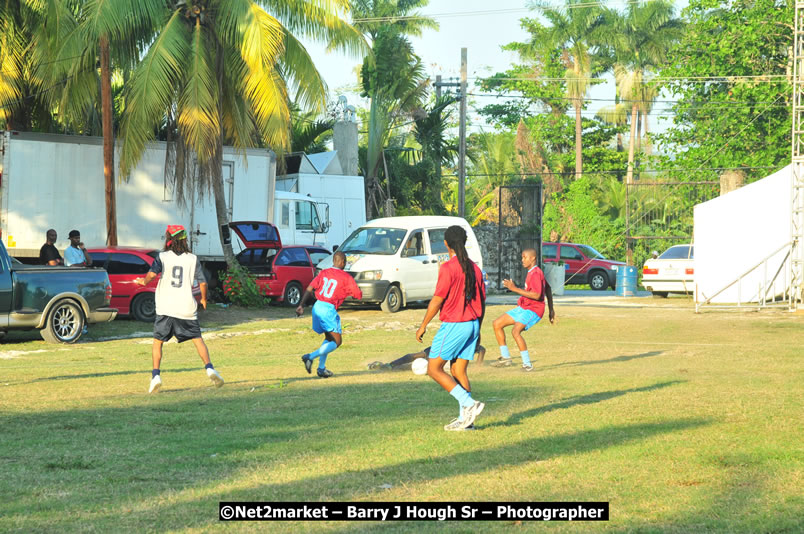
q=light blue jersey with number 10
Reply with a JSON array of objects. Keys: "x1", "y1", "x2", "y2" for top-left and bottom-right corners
[{"x1": 150, "y1": 251, "x2": 206, "y2": 320}]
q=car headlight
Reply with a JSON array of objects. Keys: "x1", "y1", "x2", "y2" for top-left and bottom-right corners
[
  {"x1": 357, "y1": 270, "x2": 383, "y2": 281},
  {"x1": 610, "y1": 265, "x2": 619, "y2": 271}
]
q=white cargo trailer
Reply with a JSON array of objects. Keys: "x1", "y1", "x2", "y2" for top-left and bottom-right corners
[{"x1": 0, "y1": 132, "x2": 358, "y2": 267}]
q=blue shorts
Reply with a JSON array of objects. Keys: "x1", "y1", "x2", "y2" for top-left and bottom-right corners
[
  {"x1": 506, "y1": 307, "x2": 542, "y2": 330},
  {"x1": 312, "y1": 301, "x2": 341, "y2": 334},
  {"x1": 429, "y1": 320, "x2": 480, "y2": 361}
]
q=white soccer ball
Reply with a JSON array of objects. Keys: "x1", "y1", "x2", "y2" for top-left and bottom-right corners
[{"x1": 411, "y1": 357, "x2": 428, "y2": 376}]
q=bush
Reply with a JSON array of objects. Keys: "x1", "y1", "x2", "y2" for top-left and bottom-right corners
[
  {"x1": 219, "y1": 264, "x2": 270, "y2": 308},
  {"x1": 543, "y1": 177, "x2": 625, "y2": 260}
]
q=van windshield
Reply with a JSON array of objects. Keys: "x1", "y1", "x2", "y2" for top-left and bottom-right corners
[{"x1": 339, "y1": 227, "x2": 407, "y2": 255}]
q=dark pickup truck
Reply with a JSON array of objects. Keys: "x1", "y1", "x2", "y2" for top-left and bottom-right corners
[{"x1": 0, "y1": 242, "x2": 117, "y2": 343}]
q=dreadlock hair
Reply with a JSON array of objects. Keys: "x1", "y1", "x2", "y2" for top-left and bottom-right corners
[
  {"x1": 444, "y1": 225, "x2": 476, "y2": 305},
  {"x1": 165, "y1": 234, "x2": 191, "y2": 255}
]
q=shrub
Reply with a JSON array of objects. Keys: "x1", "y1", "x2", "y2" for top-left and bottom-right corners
[{"x1": 219, "y1": 263, "x2": 270, "y2": 308}]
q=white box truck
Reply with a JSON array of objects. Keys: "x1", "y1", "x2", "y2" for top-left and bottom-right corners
[{"x1": 0, "y1": 131, "x2": 361, "y2": 269}]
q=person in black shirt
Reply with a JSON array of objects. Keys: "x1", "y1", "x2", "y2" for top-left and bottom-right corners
[{"x1": 39, "y1": 229, "x2": 63, "y2": 266}]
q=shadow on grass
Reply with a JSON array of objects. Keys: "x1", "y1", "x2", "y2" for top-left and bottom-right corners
[
  {"x1": 0, "y1": 377, "x2": 709, "y2": 532},
  {"x1": 537, "y1": 350, "x2": 665, "y2": 370},
  {"x1": 486, "y1": 380, "x2": 685, "y2": 429},
  {"x1": 28, "y1": 367, "x2": 200, "y2": 384}
]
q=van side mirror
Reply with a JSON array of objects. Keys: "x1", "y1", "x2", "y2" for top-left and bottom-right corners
[{"x1": 332, "y1": 245, "x2": 338, "y2": 252}]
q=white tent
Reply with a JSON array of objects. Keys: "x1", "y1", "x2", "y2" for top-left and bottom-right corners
[{"x1": 694, "y1": 165, "x2": 792, "y2": 305}]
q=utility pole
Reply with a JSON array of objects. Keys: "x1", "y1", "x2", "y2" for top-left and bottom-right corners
[
  {"x1": 431, "y1": 49, "x2": 468, "y2": 217},
  {"x1": 458, "y1": 48, "x2": 468, "y2": 218}
]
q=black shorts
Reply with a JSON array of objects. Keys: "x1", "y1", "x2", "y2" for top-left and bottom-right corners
[{"x1": 153, "y1": 315, "x2": 202, "y2": 343}]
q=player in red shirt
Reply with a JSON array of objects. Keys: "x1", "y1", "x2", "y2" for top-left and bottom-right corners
[
  {"x1": 416, "y1": 225, "x2": 486, "y2": 430},
  {"x1": 491, "y1": 248, "x2": 555, "y2": 371},
  {"x1": 296, "y1": 251, "x2": 362, "y2": 378}
]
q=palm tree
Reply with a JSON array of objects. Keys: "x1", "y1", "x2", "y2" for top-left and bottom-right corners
[
  {"x1": 610, "y1": 0, "x2": 683, "y2": 185},
  {"x1": 0, "y1": 0, "x2": 73, "y2": 132},
  {"x1": 290, "y1": 103, "x2": 334, "y2": 154},
  {"x1": 114, "y1": 0, "x2": 366, "y2": 268},
  {"x1": 533, "y1": 0, "x2": 606, "y2": 180},
  {"x1": 412, "y1": 94, "x2": 457, "y2": 212},
  {"x1": 466, "y1": 131, "x2": 518, "y2": 225},
  {"x1": 596, "y1": 102, "x2": 628, "y2": 152},
  {"x1": 351, "y1": 0, "x2": 437, "y2": 217}
]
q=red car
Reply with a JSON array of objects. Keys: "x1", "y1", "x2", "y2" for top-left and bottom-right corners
[
  {"x1": 542, "y1": 242, "x2": 625, "y2": 290},
  {"x1": 230, "y1": 222, "x2": 331, "y2": 307},
  {"x1": 87, "y1": 247, "x2": 200, "y2": 321}
]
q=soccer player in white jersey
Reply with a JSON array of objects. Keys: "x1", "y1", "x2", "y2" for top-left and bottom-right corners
[{"x1": 135, "y1": 225, "x2": 223, "y2": 393}]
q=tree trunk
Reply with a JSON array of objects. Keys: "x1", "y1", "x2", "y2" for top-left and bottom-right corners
[
  {"x1": 636, "y1": 111, "x2": 642, "y2": 153},
  {"x1": 100, "y1": 35, "x2": 117, "y2": 246},
  {"x1": 574, "y1": 101, "x2": 582, "y2": 180},
  {"x1": 210, "y1": 141, "x2": 236, "y2": 270},
  {"x1": 625, "y1": 103, "x2": 638, "y2": 185},
  {"x1": 212, "y1": 45, "x2": 236, "y2": 270}
]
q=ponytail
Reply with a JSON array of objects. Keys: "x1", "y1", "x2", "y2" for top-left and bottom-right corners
[{"x1": 444, "y1": 225, "x2": 476, "y2": 305}]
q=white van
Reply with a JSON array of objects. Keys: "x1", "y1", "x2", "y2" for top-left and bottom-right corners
[{"x1": 317, "y1": 216, "x2": 483, "y2": 312}]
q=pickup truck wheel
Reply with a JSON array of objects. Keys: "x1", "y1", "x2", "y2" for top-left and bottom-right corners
[
  {"x1": 131, "y1": 293, "x2": 156, "y2": 322},
  {"x1": 380, "y1": 285, "x2": 403, "y2": 313},
  {"x1": 589, "y1": 271, "x2": 609, "y2": 291},
  {"x1": 40, "y1": 300, "x2": 85, "y2": 344},
  {"x1": 283, "y1": 282, "x2": 303, "y2": 307}
]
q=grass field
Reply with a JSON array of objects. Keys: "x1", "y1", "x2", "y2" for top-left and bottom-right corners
[{"x1": 1, "y1": 297, "x2": 802, "y2": 533}]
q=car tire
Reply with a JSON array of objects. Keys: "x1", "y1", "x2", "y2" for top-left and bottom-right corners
[
  {"x1": 131, "y1": 293, "x2": 156, "y2": 322},
  {"x1": 40, "y1": 300, "x2": 85, "y2": 344},
  {"x1": 651, "y1": 291, "x2": 669, "y2": 298},
  {"x1": 380, "y1": 285, "x2": 403, "y2": 313},
  {"x1": 283, "y1": 282, "x2": 303, "y2": 307},
  {"x1": 589, "y1": 271, "x2": 609, "y2": 291}
]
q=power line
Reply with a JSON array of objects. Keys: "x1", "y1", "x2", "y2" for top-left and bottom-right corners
[
  {"x1": 351, "y1": 2, "x2": 643, "y2": 23},
  {"x1": 471, "y1": 75, "x2": 789, "y2": 84},
  {"x1": 442, "y1": 165, "x2": 783, "y2": 178},
  {"x1": 466, "y1": 92, "x2": 790, "y2": 107}
]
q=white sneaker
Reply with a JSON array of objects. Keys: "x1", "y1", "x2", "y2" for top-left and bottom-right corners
[
  {"x1": 149, "y1": 375, "x2": 162, "y2": 394},
  {"x1": 206, "y1": 368, "x2": 224, "y2": 388},
  {"x1": 460, "y1": 401, "x2": 485, "y2": 428},
  {"x1": 444, "y1": 418, "x2": 477, "y2": 431},
  {"x1": 444, "y1": 418, "x2": 464, "y2": 431}
]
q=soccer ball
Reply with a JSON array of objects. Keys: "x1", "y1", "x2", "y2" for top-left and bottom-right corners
[{"x1": 411, "y1": 357, "x2": 428, "y2": 376}]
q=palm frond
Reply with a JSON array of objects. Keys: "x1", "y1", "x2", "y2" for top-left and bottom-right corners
[
  {"x1": 177, "y1": 19, "x2": 220, "y2": 164},
  {"x1": 119, "y1": 9, "x2": 191, "y2": 177}
]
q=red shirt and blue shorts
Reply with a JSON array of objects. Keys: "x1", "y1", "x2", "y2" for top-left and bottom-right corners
[
  {"x1": 506, "y1": 266, "x2": 546, "y2": 330},
  {"x1": 429, "y1": 256, "x2": 486, "y2": 362},
  {"x1": 310, "y1": 268, "x2": 362, "y2": 334}
]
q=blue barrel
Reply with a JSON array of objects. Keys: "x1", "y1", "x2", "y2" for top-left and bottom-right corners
[{"x1": 616, "y1": 266, "x2": 638, "y2": 297}]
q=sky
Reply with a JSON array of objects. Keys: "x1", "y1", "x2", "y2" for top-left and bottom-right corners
[{"x1": 302, "y1": 0, "x2": 691, "y2": 135}]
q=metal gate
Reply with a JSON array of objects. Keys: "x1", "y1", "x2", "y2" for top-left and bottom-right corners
[
  {"x1": 494, "y1": 184, "x2": 543, "y2": 289},
  {"x1": 625, "y1": 181, "x2": 720, "y2": 266}
]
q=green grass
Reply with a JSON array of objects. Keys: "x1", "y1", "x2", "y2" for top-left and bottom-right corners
[{"x1": 0, "y1": 302, "x2": 802, "y2": 533}]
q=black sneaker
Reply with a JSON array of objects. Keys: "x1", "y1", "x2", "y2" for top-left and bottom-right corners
[
  {"x1": 301, "y1": 354, "x2": 312, "y2": 374},
  {"x1": 317, "y1": 368, "x2": 334, "y2": 378}
]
